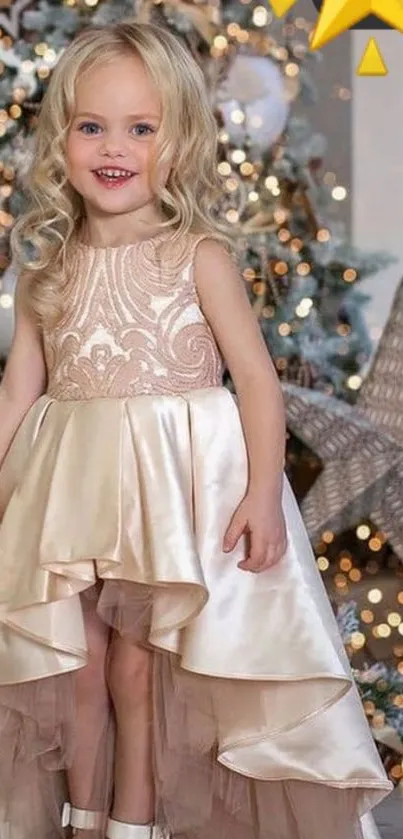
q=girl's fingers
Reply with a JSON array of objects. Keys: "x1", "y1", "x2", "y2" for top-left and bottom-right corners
[
  {"x1": 238, "y1": 531, "x2": 266, "y2": 572},
  {"x1": 239, "y1": 538, "x2": 287, "y2": 573},
  {"x1": 223, "y1": 510, "x2": 247, "y2": 552}
]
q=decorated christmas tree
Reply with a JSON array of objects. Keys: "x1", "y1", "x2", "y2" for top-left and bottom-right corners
[{"x1": 0, "y1": 0, "x2": 401, "y2": 782}]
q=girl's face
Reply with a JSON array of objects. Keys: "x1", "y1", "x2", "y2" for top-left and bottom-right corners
[{"x1": 66, "y1": 54, "x2": 167, "y2": 223}]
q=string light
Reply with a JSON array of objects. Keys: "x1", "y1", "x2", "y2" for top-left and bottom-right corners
[
  {"x1": 317, "y1": 556, "x2": 329, "y2": 571},
  {"x1": 369, "y1": 537, "x2": 383, "y2": 552},
  {"x1": 231, "y1": 149, "x2": 246, "y2": 164},
  {"x1": 340, "y1": 557, "x2": 352, "y2": 572},
  {"x1": 284, "y1": 62, "x2": 299, "y2": 77},
  {"x1": 295, "y1": 297, "x2": 313, "y2": 318},
  {"x1": 357, "y1": 525, "x2": 371, "y2": 540},
  {"x1": 296, "y1": 262, "x2": 310, "y2": 276},
  {"x1": 368, "y1": 589, "x2": 383, "y2": 604},
  {"x1": 351, "y1": 632, "x2": 366, "y2": 650},
  {"x1": 213, "y1": 35, "x2": 228, "y2": 50},
  {"x1": 317, "y1": 228, "x2": 331, "y2": 242},
  {"x1": 252, "y1": 6, "x2": 269, "y2": 27},
  {"x1": 290, "y1": 238, "x2": 303, "y2": 251},
  {"x1": 230, "y1": 109, "x2": 245, "y2": 125},
  {"x1": 388, "y1": 613, "x2": 401, "y2": 628},
  {"x1": 274, "y1": 261, "x2": 288, "y2": 275},
  {"x1": 332, "y1": 186, "x2": 347, "y2": 201},
  {"x1": 225, "y1": 209, "x2": 239, "y2": 224},
  {"x1": 347, "y1": 375, "x2": 362, "y2": 391},
  {"x1": 343, "y1": 268, "x2": 357, "y2": 283},
  {"x1": 240, "y1": 162, "x2": 254, "y2": 176}
]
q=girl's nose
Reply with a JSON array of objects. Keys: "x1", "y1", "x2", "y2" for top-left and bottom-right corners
[{"x1": 99, "y1": 133, "x2": 127, "y2": 158}]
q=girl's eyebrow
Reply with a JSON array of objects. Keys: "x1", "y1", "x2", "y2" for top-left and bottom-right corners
[{"x1": 74, "y1": 111, "x2": 160, "y2": 121}]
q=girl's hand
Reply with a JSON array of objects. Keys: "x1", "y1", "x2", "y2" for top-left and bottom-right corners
[{"x1": 222, "y1": 491, "x2": 287, "y2": 573}]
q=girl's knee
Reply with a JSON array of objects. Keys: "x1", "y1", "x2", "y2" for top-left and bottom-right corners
[{"x1": 107, "y1": 637, "x2": 152, "y2": 714}]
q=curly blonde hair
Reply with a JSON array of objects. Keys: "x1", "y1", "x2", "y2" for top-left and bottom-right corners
[{"x1": 12, "y1": 19, "x2": 235, "y2": 325}]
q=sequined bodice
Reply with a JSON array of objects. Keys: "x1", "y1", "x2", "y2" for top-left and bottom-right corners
[{"x1": 43, "y1": 232, "x2": 223, "y2": 400}]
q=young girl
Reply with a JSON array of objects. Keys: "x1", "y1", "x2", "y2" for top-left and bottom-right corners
[{"x1": 0, "y1": 18, "x2": 391, "y2": 839}]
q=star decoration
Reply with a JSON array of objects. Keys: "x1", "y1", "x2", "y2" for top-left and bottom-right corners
[
  {"x1": 283, "y1": 278, "x2": 403, "y2": 558},
  {"x1": 269, "y1": 0, "x2": 298, "y2": 15},
  {"x1": 0, "y1": 0, "x2": 32, "y2": 39},
  {"x1": 310, "y1": 0, "x2": 403, "y2": 50}
]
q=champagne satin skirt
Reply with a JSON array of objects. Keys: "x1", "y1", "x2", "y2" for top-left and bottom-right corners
[{"x1": 0, "y1": 388, "x2": 392, "y2": 838}]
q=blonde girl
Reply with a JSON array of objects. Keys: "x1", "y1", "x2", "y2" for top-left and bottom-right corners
[{"x1": 0, "y1": 19, "x2": 391, "y2": 839}]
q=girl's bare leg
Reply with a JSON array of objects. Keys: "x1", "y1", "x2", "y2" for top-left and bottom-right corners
[
  {"x1": 107, "y1": 634, "x2": 154, "y2": 825},
  {"x1": 66, "y1": 594, "x2": 111, "y2": 838}
]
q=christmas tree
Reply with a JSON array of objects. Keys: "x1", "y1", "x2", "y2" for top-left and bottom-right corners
[{"x1": 0, "y1": 0, "x2": 401, "y2": 782}]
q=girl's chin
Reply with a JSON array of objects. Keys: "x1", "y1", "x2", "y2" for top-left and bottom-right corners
[
  {"x1": 73, "y1": 175, "x2": 148, "y2": 206},
  {"x1": 83, "y1": 191, "x2": 149, "y2": 216}
]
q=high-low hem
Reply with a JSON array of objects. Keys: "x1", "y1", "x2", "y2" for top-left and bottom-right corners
[{"x1": 0, "y1": 389, "x2": 392, "y2": 839}]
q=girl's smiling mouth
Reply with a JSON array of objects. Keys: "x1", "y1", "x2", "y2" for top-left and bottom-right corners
[{"x1": 92, "y1": 167, "x2": 137, "y2": 187}]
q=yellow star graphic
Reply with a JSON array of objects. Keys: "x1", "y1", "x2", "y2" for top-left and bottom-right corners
[{"x1": 310, "y1": 0, "x2": 403, "y2": 50}]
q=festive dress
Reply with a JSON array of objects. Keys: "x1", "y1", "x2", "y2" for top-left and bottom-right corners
[{"x1": 0, "y1": 231, "x2": 392, "y2": 839}]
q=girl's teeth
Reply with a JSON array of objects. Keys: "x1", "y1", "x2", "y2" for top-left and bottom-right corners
[{"x1": 97, "y1": 169, "x2": 133, "y2": 178}]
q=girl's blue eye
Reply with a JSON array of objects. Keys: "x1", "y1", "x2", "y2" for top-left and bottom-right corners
[
  {"x1": 76, "y1": 122, "x2": 155, "y2": 137},
  {"x1": 78, "y1": 122, "x2": 101, "y2": 135},
  {"x1": 132, "y1": 123, "x2": 154, "y2": 137}
]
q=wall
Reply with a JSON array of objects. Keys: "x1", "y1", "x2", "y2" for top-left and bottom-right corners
[{"x1": 352, "y1": 30, "x2": 403, "y2": 341}]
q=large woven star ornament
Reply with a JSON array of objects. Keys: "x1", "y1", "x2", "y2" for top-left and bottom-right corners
[
  {"x1": 0, "y1": 0, "x2": 32, "y2": 39},
  {"x1": 283, "y1": 279, "x2": 403, "y2": 558}
]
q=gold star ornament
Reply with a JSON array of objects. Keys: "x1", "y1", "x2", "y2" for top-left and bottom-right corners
[
  {"x1": 269, "y1": 0, "x2": 298, "y2": 14},
  {"x1": 310, "y1": 0, "x2": 403, "y2": 50},
  {"x1": 356, "y1": 38, "x2": 387, "y2": 76}
]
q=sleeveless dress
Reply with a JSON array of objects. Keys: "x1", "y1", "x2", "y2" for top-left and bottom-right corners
[{"x1": 0, "y1": 231, "x2": 391, "y2": 838}]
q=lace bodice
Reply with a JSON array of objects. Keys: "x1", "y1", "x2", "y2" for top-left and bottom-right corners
[{"x1": 43, "y1": 231, "x2": 224, "y2": 400}]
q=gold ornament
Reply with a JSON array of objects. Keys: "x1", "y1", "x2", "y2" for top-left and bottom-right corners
[
  {"x1": 356, "y1": 38, "x2": 388, "y2": 76},
  {"x1": 268, "y1": 0, "x2": 298, "y2": 16},
  {"x1": 310, "y1": 0, "x2": 403, "y2": 77},
  {"x1": 310, "y1": 0, "x2": 403, "y2": 50}
]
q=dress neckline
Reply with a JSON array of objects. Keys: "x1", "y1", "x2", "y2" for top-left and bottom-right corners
[{"x1": 76, "y1": 228, "x2": 172, "y2": 254}]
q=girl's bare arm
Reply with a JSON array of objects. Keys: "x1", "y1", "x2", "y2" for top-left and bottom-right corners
[
  {"x1": 0, "y1": 275, "x2": 47, "y2": 467},
  {"x1": 194, "y1": 239, "x2": 286, "y2": 499}
]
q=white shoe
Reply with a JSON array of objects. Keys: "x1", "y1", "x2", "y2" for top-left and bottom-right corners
[
  {"x1": 105, "y1": 819, "x2": 169, "y2": 839},
  {"x1": 62, "y1": 803, "x2": 106, "y2": 833}
]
